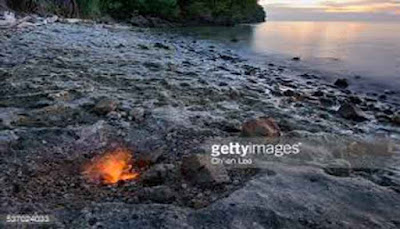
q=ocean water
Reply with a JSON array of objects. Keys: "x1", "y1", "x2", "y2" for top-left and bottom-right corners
[
  {"x1": 175, "y1": 21, "x2": 400, "y2": 99},
  {"x1": 249, "y1": 21, "x2": 400, "y2": 90}
]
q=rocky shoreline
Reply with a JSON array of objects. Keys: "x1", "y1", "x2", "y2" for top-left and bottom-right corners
[{"x1": 1, "y1": 17, "x2": 400, "y2": 228}]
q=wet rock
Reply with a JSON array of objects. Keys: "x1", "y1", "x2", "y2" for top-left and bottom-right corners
[
  {"x1": 242, "y1": 65, "x2": 259, "y2": 76},
  {"x1": 324, "y1": 159, "x2": 352, "y2": 177},
  {"x1": 93, "y1": 98, "x2": 118, "y2": 115},
  {"x1": 241, "y1": 117, "x2": 281, "y2": 138},
  {"x1": 154, "y1": 42, "x2": 170, "y2": 50},
  {"x1": 181, "y1": 154, "x2": 230, "y2": 185},
  {"x1": 378, "y1": 94, "x2": 387, "y2": 100},
  {"x1": 384, "y1": 90, "x2": 395, "y2": 95},
  {"x1": 143, "y1": 61, "x2": 162, "y2": 71},
  {"x1": 348, "y1": 96, "x2": 363, "y2": 105},
  {"x1": 337, "y1": 103, "x2": 368, "y2": 121},
  {"x1": 312, "y1": 90, "x2": 324, "y2": 97},
  {"x1": 334, "y1": 78, "x2": 349, "y2": 88},
  {"x1": 138, "y1": 44, "x2": 150, "y2": 50},
  {"x1": 141, "y1": 164, "x2": 176, "y2": 186},
  {"x1": 220, "y1": 54, "x2": 237, "y2": 61},
  {"x1": 219, "y1": 82, "x2": 228, "y2": 87},
  {"x1": 283, "y1": 89, "x2": 296, "y2": 97}
]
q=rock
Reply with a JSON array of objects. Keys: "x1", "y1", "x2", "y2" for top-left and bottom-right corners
[
  {"x1": 192, "y1": 199, "x2": 210, "y2": 209},
  {"x1": 320, "y1": 97, "x2": 335, "y2": 107},
  {"x1": 392, "y1": 115, "x2": 400, "y2": 125},
  {"x1": 241, "y1": 117, "x2": 281, "y2": 138},
  {"x1": 143, "y1": 61, "x2": 162, "y2": 71},
  {"x1": 228, "y1": 88, "x2": 240, "y2": 99},
  {"x1": 283, "y1": 89, "x2": 296, "y2": 97},
  {"x1": 348, "y1": 96, "x2": 363, "y2": 105},
  {"x1": 142, "y1": 164, "x2": 176, "y2": 186},
  {"x1": 135, "y1": 145, "x2": 165, "y2": 166},
  {"x1": 220, "y1": 55, "x2": 236, "y2": 61},
  {"x1": 378, "y1": 94, "x2": 387, "y2": 100},
  {"x1": 334, "y1": 78, "x2": 349, "y2": 88},
  {"x1": 324, "y1": 159, "x2": 352, "y2": 177},
  {"x1": 93, "y1": 98, "x2": 118, "y2": 115},
  {"x1": 130, "y1": 15, "x2": 150, "y2": 27},
  {"x1": 154, "y1": 42, "x2": 170, "y2": 50},
  {"x1": 312, "y1": 90, "x2": 324, "y2": 97},
  {"x1": 138, "y1": 185, "x2": 176, "y2": 203},
  {"x1": 106, "y1": 111, "x2": 121, "y2": 120},
  {"x1": 129, "y1": 107, "x2": 145, "y2": 122},
  {"x1": 292, "y1": 57, "x2": 301, "y2": 61},
  {"x1": 45, "y1": 15, "x2": 58, "y2": 24},
  {"x1": 0, "y1": 130, "x2": 18, "y2": 153},
  {"x1": 48, "y1": 90, "x2": 71, "y2": 101},
  {"x1": 384, "y1": 90, "x2": 395, "y2": 95},
  {"x1": 219, "y1": 82, "x2": 228, "y2": 87},
  {"x1": 337, "y1": 103, "x2": 368, "y2": 121},
  {"x1": 181, "y1": 154, "x2": 230, "y2": 185}
]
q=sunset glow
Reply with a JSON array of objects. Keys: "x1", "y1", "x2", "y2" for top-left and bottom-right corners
[{"x1": 260, "y1": 0, "x2": 400, "y2": 20}]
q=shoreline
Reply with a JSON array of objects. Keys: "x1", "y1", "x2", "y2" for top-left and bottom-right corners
[{"x1": 1, "y1": 19, "x2": 400, "y2": 228}]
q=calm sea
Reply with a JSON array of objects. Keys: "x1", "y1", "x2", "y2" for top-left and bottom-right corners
[{"x1": 177, "y1": 21, "x2": 400, "y2": 99}]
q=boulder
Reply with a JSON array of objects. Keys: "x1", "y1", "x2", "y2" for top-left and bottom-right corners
[
  {"x1": 93, "y1": 98, "x2": 118, "y2": 115},
  {"x1": 181, "y1": 154, "x2": 230, "y2": 185},
  {"x1": 334, "y1": 78, "x2": 349, "y2": 88},
  {"x1": 241, "y1": 117, "x2": 281, "y2": 138},
  {"x1": 337, "y1": 103, "x2": 368, "y2": 121},
  {"x1": 324, "y1": 159, "x2": 352, "y2": 177}
]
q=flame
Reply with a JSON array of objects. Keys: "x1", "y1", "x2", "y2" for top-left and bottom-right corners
[{"x1": 83, "y1": 148, "x2": 139, "y2": 184}]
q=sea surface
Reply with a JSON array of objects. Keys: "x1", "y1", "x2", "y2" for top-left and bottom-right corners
[{"x1": 174, "y1": 21, "x2": 400, "y2": 101}]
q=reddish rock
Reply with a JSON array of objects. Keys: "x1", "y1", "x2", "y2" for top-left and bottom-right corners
[{"x1": 241, "y1": 117, "x2": 281, "y2": 138}]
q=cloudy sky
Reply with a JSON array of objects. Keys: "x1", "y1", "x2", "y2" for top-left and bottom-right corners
[{"x1": 259, "y1": 0, "x2": 400, "y2": 21}]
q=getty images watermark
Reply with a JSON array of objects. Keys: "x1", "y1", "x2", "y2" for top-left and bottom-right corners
[{"x1": 210, "y1": 142, "x2": 302, "y2": 165}]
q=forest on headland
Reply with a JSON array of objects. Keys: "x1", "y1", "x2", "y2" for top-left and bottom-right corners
[{"x1": 1, "y1": 0, "x2": 266, "y2": 25}]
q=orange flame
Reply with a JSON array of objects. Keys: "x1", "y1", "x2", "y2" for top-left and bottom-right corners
[{"x1": 83, "y1": 148, "x2": 139, "y2": 184}]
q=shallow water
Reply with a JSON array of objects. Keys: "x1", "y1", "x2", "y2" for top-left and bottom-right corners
[{"x1": 174, "y1": 21, "x2": 400, "y2": 97}]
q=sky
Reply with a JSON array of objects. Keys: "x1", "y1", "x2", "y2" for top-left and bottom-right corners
[{"x1": 259, "y1": 0, "x2": 400, "y2": 21}]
